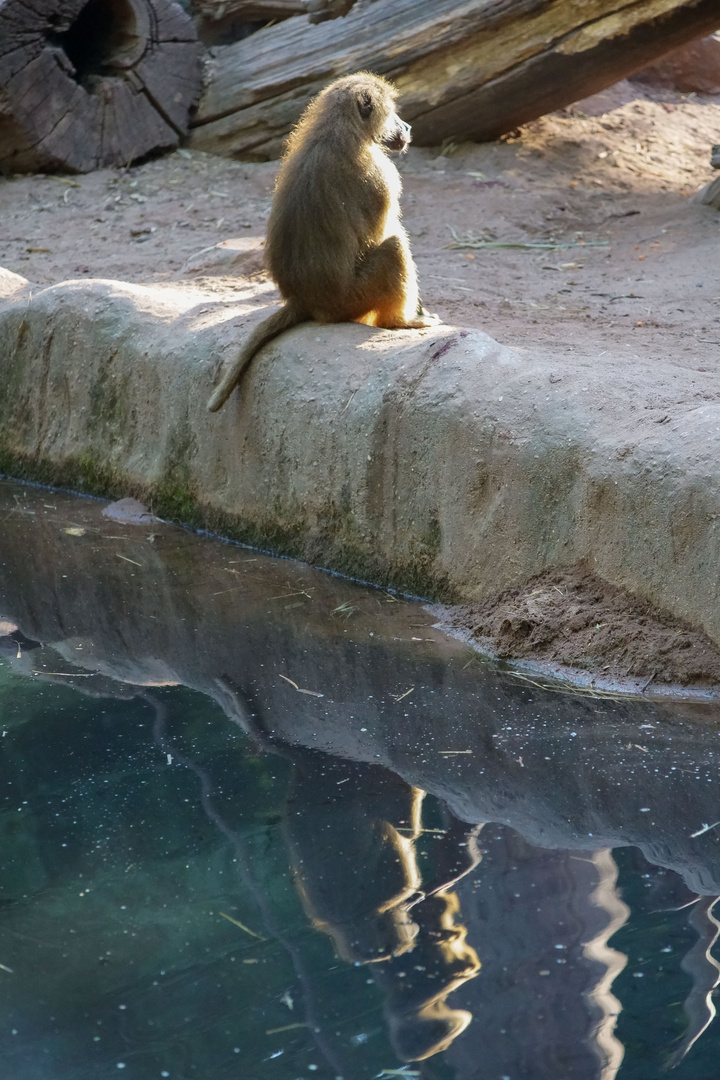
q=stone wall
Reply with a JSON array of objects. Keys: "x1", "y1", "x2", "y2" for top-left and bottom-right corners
[{"x1": 2, "y1": 265, "x2": 720, "y2": 642}]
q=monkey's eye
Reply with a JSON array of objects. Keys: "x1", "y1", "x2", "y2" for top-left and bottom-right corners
[{"x1": 357, "y1": 90, "x2": 373, "y2": 119}]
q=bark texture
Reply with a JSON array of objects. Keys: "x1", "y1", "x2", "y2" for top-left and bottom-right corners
[
  {"x1": 0, "y1": 0, "x2": 204, "y2": 174},
  {"x1": 195, "y1": 0, "x2": 306, "y2": 16},
  {"x1": 189, "y1": 0, "x2": 720, "y2": 159}
]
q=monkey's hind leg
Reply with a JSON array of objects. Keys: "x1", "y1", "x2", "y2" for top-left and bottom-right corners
[{"x1": 350, "y1": 236, "x2": 436, "y2": 330}]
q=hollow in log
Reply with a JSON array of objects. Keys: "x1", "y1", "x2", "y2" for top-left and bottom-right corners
[{"x1": 0, "y1": 0, "x2": 204, "y2": 174}]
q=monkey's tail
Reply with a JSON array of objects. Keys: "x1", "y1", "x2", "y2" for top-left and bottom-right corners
[{"x1": 207, "y1": 302, "x2": 306, "y2": 412}]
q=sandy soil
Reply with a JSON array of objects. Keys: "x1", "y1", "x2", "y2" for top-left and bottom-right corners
[{"x1": 1, "y1": 76, "x2": 719, "y2": 688}]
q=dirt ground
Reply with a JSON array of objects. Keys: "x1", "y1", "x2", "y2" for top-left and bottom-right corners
[
  {"x1": 431, "y1": 564, "x2": 720, "y2": 696},
  {"x1": 1, "y1": 73, "x2": 720, "y2": 690}
]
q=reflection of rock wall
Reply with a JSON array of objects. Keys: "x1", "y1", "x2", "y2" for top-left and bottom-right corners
[
  {"x1": 0, "y1": 808, "x2": 47, "y2": 899},
  {"x1": 2, "y1": 482, "x2": 720, "y2": 897},
  {"x1": 1, "y1": 665, "x2": 714, "y2": 1079}
]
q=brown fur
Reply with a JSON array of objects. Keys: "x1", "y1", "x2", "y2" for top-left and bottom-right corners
[{"x1": 207, "y1": 71, "x2": 434, "y2": 413}]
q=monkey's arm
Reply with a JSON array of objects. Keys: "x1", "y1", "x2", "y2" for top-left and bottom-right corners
[{"x1": 207, "y1": 303, "x2": 305, "y2": 412}]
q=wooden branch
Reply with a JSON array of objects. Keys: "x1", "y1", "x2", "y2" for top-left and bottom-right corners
[
  {"x1": 189, "y1": 0, "x2": 720, "y2": 159},
  {"x1": 0, "y1": 0, "x2": 204, "y2": 174}
]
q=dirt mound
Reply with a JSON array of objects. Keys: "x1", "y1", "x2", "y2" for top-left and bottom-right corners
[{"x1": 435, "y1": 566, "x2": 720, "y2": 689}]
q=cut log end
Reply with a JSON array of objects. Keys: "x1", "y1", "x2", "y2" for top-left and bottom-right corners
[{"x1": 0, "y1": 0, "x2": 204, "y2": 174}]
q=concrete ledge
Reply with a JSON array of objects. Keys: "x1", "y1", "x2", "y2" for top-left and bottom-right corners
[{"x1": 2, "y1": 266, "x2": 720, "y2": 642}]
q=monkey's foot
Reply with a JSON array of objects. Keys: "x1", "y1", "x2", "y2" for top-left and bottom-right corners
[{"x1": 407, "y1": 312, "x2": 440, "y2": 328}]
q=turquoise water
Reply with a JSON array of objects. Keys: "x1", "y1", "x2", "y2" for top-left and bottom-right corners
[{"x1": 1, "y1": 479, "x2": 720, "y2": 1080}]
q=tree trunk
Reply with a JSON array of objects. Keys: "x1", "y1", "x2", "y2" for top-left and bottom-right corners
[
  {"x1": 189, "y1": 0, "x2": 720, "y2": 160},
  {"x1": 0, "y1": 0, "x2": 204, "y2": 174}
]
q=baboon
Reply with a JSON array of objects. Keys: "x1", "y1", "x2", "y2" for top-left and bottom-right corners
[{"x1": 207, "y1": 71, "x2": 435, "y2": 413}]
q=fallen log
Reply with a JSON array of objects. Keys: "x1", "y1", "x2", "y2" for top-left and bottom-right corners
[
  {"x1": 0, "y1": 0, "x2": 204, "y2": 174},
  {"x1": 189, "y1": 0, "x2": 720, "y2": 159}
]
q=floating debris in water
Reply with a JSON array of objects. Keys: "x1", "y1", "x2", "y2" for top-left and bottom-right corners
[
  {"x1": 391, "y1": 687, "x2": 414, "y2": 703},
  {"x1": 278, "y1": 674, "x2": 324, "y2": 698},
  {"x1": 31, "y1": 670, "x2": 94, "y2": 677},
  {"x1": 331, "y1": 601, "x2": 357, "y2": 620},
  {"x1": 376, "y1": 1070, "x2": 421, "y2": 1078},
  {"x1": 116, "y1": 554, "x2": 142, "y2": 567},
  {"x1": 690, "y1": 821, "x2": 720, "y2": 838},
  {"x1": 219, "y1": 912, "x2": 265, "y2": 940}
]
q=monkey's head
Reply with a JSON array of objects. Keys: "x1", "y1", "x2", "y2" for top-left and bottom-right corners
[
  {"x1": 379, "y1": 110, "x2": 411, "y2": 154},
  {"x1": 304, "y1": 72, "x2": 412, "y2": 154}
]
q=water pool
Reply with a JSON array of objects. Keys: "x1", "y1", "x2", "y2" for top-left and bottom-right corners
[{"x1": 1, "y1": 480, "x2": 719, "y2": 1080}]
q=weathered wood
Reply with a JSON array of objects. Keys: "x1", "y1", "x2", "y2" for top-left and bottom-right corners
[
  {"x1": 191, "y1": 0, "x2": 308, "y2": 47},
  {"x1": 0, "y1": 0, "x2": 204, "y2": 174},
  {"x1": 306, "y1": 0, "x2": 357, "y2": 23},
  {"x1": 189, "y1": 0, "x2": 720, "y2": 159},
  {"x1": 194, "y1": 0, "x2": 307, "y2": 19},
  {"x1": 191, "y1": 0, "x2": 357, "y2": 25}
]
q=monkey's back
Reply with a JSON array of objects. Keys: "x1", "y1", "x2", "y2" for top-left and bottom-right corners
[{"x1": 266, "y1": 128, "x2": 395, "y2": 322}]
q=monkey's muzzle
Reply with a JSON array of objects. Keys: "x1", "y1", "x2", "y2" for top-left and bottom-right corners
[{"x1": 382, "y1": 117, "x2": 411, "y2": 153}]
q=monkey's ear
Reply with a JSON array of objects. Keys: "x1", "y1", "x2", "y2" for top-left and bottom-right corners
[{"x1": 357, "y1": 89, "x2": 373, "y2": 119}]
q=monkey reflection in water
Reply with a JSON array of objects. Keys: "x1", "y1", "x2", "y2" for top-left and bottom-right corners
[{"x1": 282, "y1": 752, "x2": 482, "y2": 1063}]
